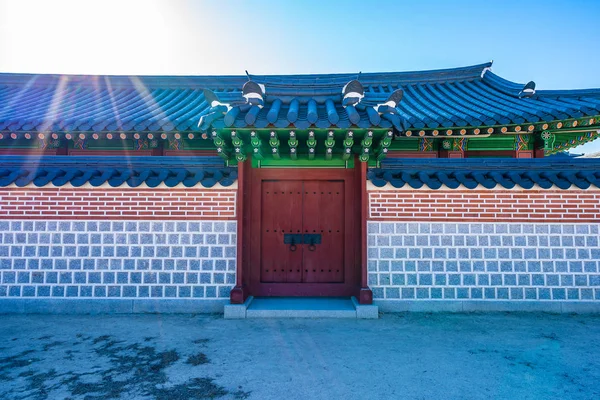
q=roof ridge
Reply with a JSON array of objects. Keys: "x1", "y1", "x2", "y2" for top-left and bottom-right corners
[{"x1": 0, "y1": 62, "x2": 492, "y2": 88}]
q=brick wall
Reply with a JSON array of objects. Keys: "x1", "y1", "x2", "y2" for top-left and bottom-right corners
[
  {"x1": 369, "y1": 190, "x2": 600, "y2": 223},
  {"x1": 0, "y1": 186, "x2": 238, "y2": 306},
  {"x1": 368, "y1": 188, "x2": 600, "y2": 309},
  {"x1": 0, "y1": 188, "x2": 236, "y2": 220}
]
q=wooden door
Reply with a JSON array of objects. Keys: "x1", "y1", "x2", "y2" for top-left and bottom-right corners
[
  {"x1": 260, "y1": 181, "x2": 303, "y2": 283},
  {"x1": 301, "y1": 181, "x2": 345, "y2": 283},
  {"x1": 250, "y1": 169, "x2": 357, "y2": 297}
]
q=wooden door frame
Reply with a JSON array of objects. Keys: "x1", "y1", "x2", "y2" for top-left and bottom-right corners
[{"x1": 230, "y1": 156, "x2": 373, "y2": 304}]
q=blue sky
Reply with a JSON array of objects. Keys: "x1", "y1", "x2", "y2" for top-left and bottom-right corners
[{"x1": 1, "y1": 0, "x2": 599, "y2": 151}]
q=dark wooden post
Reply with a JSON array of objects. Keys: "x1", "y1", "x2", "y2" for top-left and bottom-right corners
[
  {"x1": 56, "y1": 140, "x2": 69, "y2": 155},
  {"x1": 152, "y1": 140, "x2": 164, "y2": 156},
  {"x1": 438, "y1": 149, "x2": 464, "y2": 158},
  {"x1": 358, "y1": 159, "x2": 373, "y2": 304},
  {"x1": 533, "y1": 148, "x2": 545, "y2": 158},
  {"x1": 230, "y1": 159, "x2": 248, "y2": 304}
]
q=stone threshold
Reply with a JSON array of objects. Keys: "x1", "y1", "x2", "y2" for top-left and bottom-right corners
[{"x1": 224, "y1": 296, "x2": 379, "y2": 319}]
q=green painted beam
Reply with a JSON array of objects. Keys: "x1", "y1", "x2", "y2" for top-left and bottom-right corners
[
  {"x1": 388, "y1": 137, "x2": 420, "y2": 151},
  {"x1": 255, "y1": 154, "x2": 354, "y2": 168},
  {"x1": 467, "y1": 136, "x2": 516, "y2": 151}
]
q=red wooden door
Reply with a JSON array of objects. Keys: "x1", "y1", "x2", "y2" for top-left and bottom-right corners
[
  {"x1": 249, "y1": 168, "x2": 357, "y2": 297},
  {"x1": 260, "y1": 181, "x2": 303, "y2": 283},
  {"x1": 302, "y1": 181, "x2": 345, "y2": 283},
  {"x1": 260, "y1": 180, "x2": 345, "y2": 285}
]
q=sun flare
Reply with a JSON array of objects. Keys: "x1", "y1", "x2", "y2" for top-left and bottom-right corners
[{"x1": 1, "y1": 0, "x2": 173, "y2": 75}]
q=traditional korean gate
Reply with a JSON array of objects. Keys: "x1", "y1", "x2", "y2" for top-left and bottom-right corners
[{"x1": 249, "y1": 169, "x2": 358, "y2": 297}]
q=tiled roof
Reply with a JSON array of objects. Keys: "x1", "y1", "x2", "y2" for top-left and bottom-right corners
[
  {"x1": 368, "y1": 158, "x2": 600, "y2": 190},
  {"x1": 0, "y1": 156, "x2": 236, "y2": 187},
  {"x1": 0, "y1": 62, "x2": 598, "y2": 133}
]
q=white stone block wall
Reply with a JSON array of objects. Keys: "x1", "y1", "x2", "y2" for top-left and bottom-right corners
[
  {"x1": 0, "y1": 220, "x2": 236, "y2": 300},
  {"x1": 368, "y1": 222, "x2": 600, "y2": 302}
]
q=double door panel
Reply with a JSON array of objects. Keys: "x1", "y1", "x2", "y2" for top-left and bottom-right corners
[{"x1": 260, "y1": 180, "x2": 344, "y2": 284}]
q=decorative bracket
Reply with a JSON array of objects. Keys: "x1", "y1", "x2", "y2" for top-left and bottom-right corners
[
  {"x1": 324, "y1": 130, "x2": 335, "y2": 160},
  {"x1": 359, "y1": 131, "x2": 373, "y2": 162},
  {"x1": 307, "y1": 131, "x2": 317, "y2": 160},
  {"x1": 38, "y1": 134, "x2": 61, "y2": 150},
  {"x1": 250, "y1": 131, "x2": 264, "y2": 159},
  {"x1": 418, "y1": 137, "x2": 433, "y2": 152},
  {"x1": 376, "y1": 130, "x2": 394, "y2": 161},
  {"x1": 231, "y1": 131, "x2": 246, "y2": 162},
  {"x1": 288, "y1": 131, "x2": 298, "y2": 160},
  {"x1": 168, "y1": 136, "x2": 182, "y2": 150},
  {"x1": 342, "y1": 131, "x2": 354, "y2": 160},
  {"x1": 452, "y1": 138, "x2": 467, "y2": 151},
  {"x1": 515, "y1": 134, "x2": 531, "y2": 151},
  {"x1": 133, "y1": 136, "x2": 149, "y2": 150},
  {"x1": 72, "y1": 134, "x2": 88, "y2": 150},
  {"x1": 269, "y1": 131, "x2": 280, "y2": 159},
  {"x1": 541, "y1": 130, "x2": 555, "y2": 153},
  {"x1": 212, "y1": 131, "x2": 230, "y2": 160}
]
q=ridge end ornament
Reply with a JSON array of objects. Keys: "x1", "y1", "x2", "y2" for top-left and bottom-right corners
[{"x1": 342, "y1": 80, "x2": 365, "y2": 107}]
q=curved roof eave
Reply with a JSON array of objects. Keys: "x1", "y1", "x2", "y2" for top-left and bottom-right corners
[{"x1": 483, "y1": 71, "x2": 600, "y2": 97}]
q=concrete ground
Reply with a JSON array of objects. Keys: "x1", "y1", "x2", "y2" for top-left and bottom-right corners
[{"x1": 0, "y1": 313, "x2": 599, "y2": 400}]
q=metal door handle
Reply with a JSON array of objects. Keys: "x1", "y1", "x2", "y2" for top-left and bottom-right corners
[
  {"x1": 284, "y1": 233, "x2": 302, "y2": 251},
  {"x1": 283, "y1": 233, "x2": 322, "y2": 251},
  {"x1": 303, "y1": 234, "x2": 321, "y2": 251}
]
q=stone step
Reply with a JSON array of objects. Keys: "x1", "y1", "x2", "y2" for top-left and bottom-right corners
[{"x1": 224, "y1": 296, "x2": 378, "y2": 319}]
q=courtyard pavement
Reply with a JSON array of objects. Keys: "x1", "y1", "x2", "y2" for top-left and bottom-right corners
[{"x1": 0, "y1": 312, "x2": 599, "y2": 399}]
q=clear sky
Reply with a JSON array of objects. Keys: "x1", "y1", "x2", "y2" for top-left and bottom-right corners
[{"x1": 1, "y1": 0, "x2": 599, "y2": 152}]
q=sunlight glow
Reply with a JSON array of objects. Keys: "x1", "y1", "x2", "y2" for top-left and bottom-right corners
[{"x1": 1, "y1": 0, "x2": 173, "y2": 75}]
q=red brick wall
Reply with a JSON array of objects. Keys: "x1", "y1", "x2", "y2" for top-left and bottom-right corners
[
  {"x1": 369, "y1": 190, "x2": 600, "y2": 223},
  {"x1": 0, "y1": 188, "x2": 236, "y2": 220}
]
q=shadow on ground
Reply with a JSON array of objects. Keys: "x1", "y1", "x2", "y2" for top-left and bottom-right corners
[
  {"x1": 0, "y1": 315, "x2": 250, "y2": 400},
  {"x1": 0, "y1": 312, "x2": 599, "y2": 399}
]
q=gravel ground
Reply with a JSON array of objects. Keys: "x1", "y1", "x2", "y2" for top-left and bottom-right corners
[{"x1": 0, "y1": 312, "x2": 599, "y2": 399}]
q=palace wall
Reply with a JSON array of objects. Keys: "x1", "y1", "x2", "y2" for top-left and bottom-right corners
[
  {"x1": 368, "y1": 185, "x2": 600, "y2": 312},
  {"x1": 3, "y1": 179, "x2": 600, "y2": 314},
  {"x1": 0, "y1": 185, "x2": 237, "y2": 313}
]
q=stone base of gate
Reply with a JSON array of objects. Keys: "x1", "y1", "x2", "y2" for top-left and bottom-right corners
[{"x1": 223, "y1": 296, "x2": 379, "y2": 319}]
